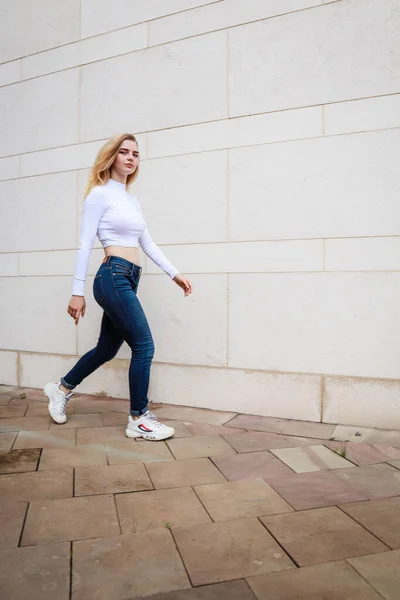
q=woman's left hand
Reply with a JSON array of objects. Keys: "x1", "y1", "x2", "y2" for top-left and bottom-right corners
[{"x1": 173, "y1": 274, "x2": 193, "y2": 296}]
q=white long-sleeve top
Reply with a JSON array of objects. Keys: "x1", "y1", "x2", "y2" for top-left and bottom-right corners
[{"x1": 72, "y1": 178, "x2": 179, "y2": 296}]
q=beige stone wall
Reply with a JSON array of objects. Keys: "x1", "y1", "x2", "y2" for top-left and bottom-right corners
[{"x1": 0, "y1": 0, "x2": 399, "y2": 427}]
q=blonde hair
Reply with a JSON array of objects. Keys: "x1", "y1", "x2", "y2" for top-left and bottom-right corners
[{"x1": 84, "y1": 133, "x2": 140, "y2": 199}]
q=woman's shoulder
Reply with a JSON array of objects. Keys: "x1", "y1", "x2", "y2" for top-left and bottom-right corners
[{"x1": 85, "y1": 185, "x2": 110, "y2": 205}]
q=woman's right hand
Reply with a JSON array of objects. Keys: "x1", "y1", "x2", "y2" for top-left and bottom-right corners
[{"x1": 67, "y1": 296, "x2": 86, "y2": 325}]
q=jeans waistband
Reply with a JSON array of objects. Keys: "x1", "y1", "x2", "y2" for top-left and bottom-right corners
[{"x1": 102, "y1": 255, "x2": 142, "y2": 275}]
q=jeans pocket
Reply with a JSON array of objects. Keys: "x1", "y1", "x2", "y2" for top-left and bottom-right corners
[{"x1": 93, "y1": 273, "x2": 105, "y2": 305}]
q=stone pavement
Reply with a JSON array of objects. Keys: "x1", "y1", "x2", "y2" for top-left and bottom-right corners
[{"x1": 1, "y1": 385, "x2": 400, "y2": 599}]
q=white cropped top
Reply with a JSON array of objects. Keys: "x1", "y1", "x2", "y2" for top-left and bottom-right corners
[{"x1": 72, "y1": 178, "x2": 179, "y2": 296}]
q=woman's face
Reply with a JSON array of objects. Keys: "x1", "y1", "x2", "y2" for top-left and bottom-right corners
[{"x1": 113, "y1": 139, "x2": 140, "y2": 177}]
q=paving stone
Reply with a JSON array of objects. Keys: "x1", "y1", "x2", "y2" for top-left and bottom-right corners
[
  {"x1": 0, "y1": 416, "x2": 50, "y2": 431},
  {"x1": 0, "y1": 431, "x2": 17, "y2": 452},
  {"x1": 261, "y1": 506, "x2": 388, "y2": 566},
  {"x1": 0, "y1": 469, "x2": 73, "y2": 502},
  {"x1": 388, "y1": 459, "x2": 400, "y2": 469},
  {"x1": 25, "y1": 402, "x2": 74, "y2": 416},
  {"x1": 270, "y1": 445, "x2": 355, "y2": 473},
  {"x1": 332, "y1": 463, "x2": 400, "y2": 499},
  {"x1": 194, "y1": 479, "x2": 293, "y2": 521},
  {"x1": 153, "y1": 419, "x2": 192, "y2": 438},
  {"x1": 22, "y1": 495, "x2": 120, "y2": 546},
  {"x1": 167, "y1": 435, "x2": 235, "y2": 459},
  {"x1": 331, "y1": 425, "x2": 400, "y2": 447},
  {"x1": 375, "y1": 445, "x2": 400, "y2": 460},
  {"x1": 116, "y1": 487, "x2": 211, "y2": 533},
  {"x1": 146, "y1": 458, "x2": 226, "y2": 489},
  {"x1": 135, "y1": 580, "x2": 257, "y2": 599},
  {"x1": 212, "y1": 451, "x2": 293, "y2": 483},
  {"x1": 0, "y1": 502, "x2": 28, "y2": 548},
  {"x1": 152, "y1": 405, "x2": 237, "y2": 426},
  {"x1": 77, "y1": 425, "x2": 127, "y2": 445},
  {"x1": 10, "y1": 388, "x2": 46, "y2": 401},
  {"x1": 324, "y1": 441, "x2": 391, "y2": 465},
  {"x1": 0, "y1": 395, "x2": 11, "y2": 405},
  {"x1": 247, "y1": 560, "x2": 382, "y2": 599},
  {"x1": 75, "y1": 463, "x2": 153, "y2": 496},
  {"x1": 71, "y1": 397, "x2": 130, "y2": 414},
  {"x1": 184, "y1": 422, "x2": 247, "y2": 437},
  {"x1": 0, "y1": 386, "x2": 17, "y2": 394},
  {"x1": 174, "y1": 518, "x2": 294, "y2": 586},
  {"x1": 267, "y1": 470, "x2": 368, "y2": 510},
  {"x1": 49, "y1": 413, "x2": 101, "y2": 429},
  {"x1": 13, "y1": 429, "x2": 76, "y2": 449},
  {"x1": 340, "y1": 497, "x2": 400, "y2": 550},
  {"x1": 285, "y1": 436, "x2": 334, "y2": 447},
  {"x1": 0, "y1": 448, "x2": 40, "y2": 474},
  {"x1": 0, "y1": 542, "x2": 70, "y2": 600},
  {"x1": 106, "y1": 441, "x2": 173, "y2": 465},
  {"x1": 222, "y1": 431, "x2": 295, "y2": 452},
  {"x1": 39, "y1": 444, "x2": 107, "y2": 471},
  {"x1": 100, "y1": 411, "x2": 128, "y2": 426},
  {"x1": 0, "y1": 405, "x2": 27, "y2": 418},
  {"x1": 227, "y1": 415, "x2": 334, "y2": 439},
  {"x1": 347, "y1": 549, "x2": 400, "y2": 600},
  {"x1": 72, "y1": 529, "x2": 190, "y2": 599}
]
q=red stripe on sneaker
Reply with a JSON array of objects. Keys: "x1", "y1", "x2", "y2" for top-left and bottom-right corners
[{"x1": 138, "y1": 424, "x2": 153, "y2": 432}]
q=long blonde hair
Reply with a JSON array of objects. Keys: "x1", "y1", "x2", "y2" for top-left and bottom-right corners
[{"x1": 84, "y1": 133, "x2": 140, "y2": 199}]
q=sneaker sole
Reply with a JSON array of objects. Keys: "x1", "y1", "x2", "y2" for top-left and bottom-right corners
[
  {"x1": 125, "y1": 428, "x2": 175, "y2": 441},
  {"x1": 44, "y1": 383, "x2": 68, "y2": 425}
]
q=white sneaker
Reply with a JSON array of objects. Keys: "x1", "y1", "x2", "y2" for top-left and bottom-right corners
[
  {"x1": 44, "y1": 382, "x2": 72, "y2": 424},
  {"x1": 125, "y1": 411, "x2": 175, "y2": 441}
]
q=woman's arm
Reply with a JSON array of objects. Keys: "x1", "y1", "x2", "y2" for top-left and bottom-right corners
[
  {"x1": 138, "y1": 227, "x2": 192, "y2": 296},
  {"x1": 72, "y1": 189, "x2": 107, "y2": 296},
  {"x1": 138, "y1": 227, "x2": 179, "y2": 280},
  {"x1": 68, "y1": 189, "x2": 107, "y2": 324}
]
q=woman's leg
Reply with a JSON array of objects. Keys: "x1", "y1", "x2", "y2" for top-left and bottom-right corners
[
  {"x1": 45, "y1": 311, "x2": 124, "y2": 423},
  {"x1": 61, "y1": 312, "x2": 124, "y2": 390},
  {"x1": 100, "y1": 276, "x2": 155, "y2": 416},
  {"x1": 97, "y1": 261, "x2": 173, "y2": 440}
]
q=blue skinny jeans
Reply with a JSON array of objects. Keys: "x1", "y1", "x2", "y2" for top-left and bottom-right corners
[{"x1": 61, "y1": 256, "x2": 154, "y2": 416}]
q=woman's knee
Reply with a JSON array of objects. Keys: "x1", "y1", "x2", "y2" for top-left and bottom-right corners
[
  {"x1": 130, "y1": 334, "x2": 155, "y2": 359},
  {"x1": 95, "y1": 340, "x2": 122, "y2": 362}
]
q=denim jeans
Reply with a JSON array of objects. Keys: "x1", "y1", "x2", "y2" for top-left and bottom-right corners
[{"x1": 61, "y1": 256, "x2": 155, "y2": 416}]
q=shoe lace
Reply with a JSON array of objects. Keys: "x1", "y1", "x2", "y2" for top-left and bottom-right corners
[
  {"x1": 55, "y1": 391, "x2": 73, "y2": 415},
  {"x1": 144, "y1": 410, "x2": 164, "y2": 429}
]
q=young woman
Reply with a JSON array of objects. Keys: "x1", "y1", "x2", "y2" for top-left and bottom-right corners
[{"x1": 44, "y1": 133, "x2": 192, "y2": 441}]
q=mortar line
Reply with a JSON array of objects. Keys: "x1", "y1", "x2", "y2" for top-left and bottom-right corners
[
  {"x1": 0, "y1": 0, "x2": 329, "y2": 70},
  {"x1": 191, "y1": 485, "x2": 216, "y2": 522},
  {"x1": 17, "y1": 503, "x2": 30, "y2": 548},
  {"x1": 5, "y1": 351, "x2": 400, "y2": 384},
  {"x1": 337, "y1": 505, "x2": 392, "y2": 550},
  {"x1": 69, "y1": 541, "x2": 73, "y2": 600},
  {"x1": 1, "y1": 100, "x2": 399, "y2": 160},
  {"x1": 226, "y1": 29, "x2": 230, "y2": 118},
  {"x1": 113, "y1": 493, "x2": 123, "y2": 535},
  {"x1": 320, "y1": 376, "x2": 325, "y2": 422},
  {"x1": 344, "y1": 560, "x2": 386, "y2": 599},
  {"x1": 4, "y1": 268, "x2": 400, "y2": 280},
  {"x1": 257, "y1": 517, "x2": 300, "y2": 567},
  {"x1": 226, "y1": 273, "x2": 230, "y2": 367},
  {"x1": 77, "y1": 66, "x2": 81, "y2": 143},
  {"x1": 78, "y1": 0, "x2": 82, "y2": 39},
  {"x1": 0, "y1": 233, "x2": 400, "y2": 254}
]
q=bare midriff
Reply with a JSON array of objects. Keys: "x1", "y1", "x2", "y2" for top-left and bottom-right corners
[{"x1": 103, "y1": 246, "x2": 140, "y2": 267}]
